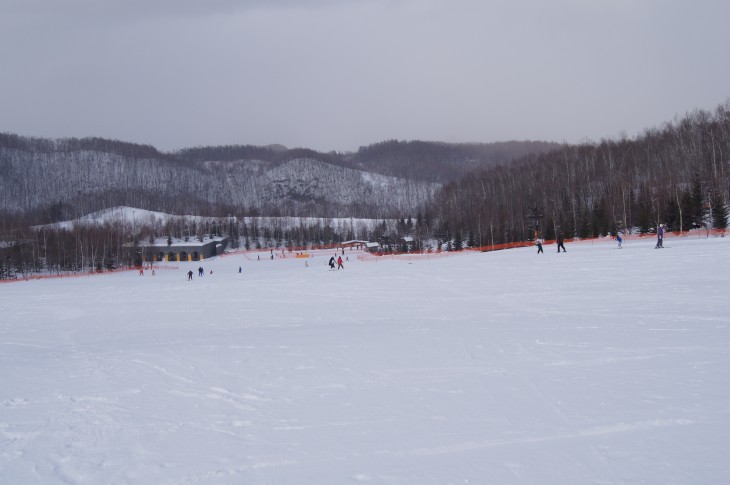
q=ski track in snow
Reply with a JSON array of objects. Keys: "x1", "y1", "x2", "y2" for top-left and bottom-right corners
[{"x1": 1, "y1": 236, "x2": 730, "y2": 484}]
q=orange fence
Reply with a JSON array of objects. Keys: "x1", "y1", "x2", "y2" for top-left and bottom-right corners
[
  {"x1": 0, "y1": 264, "x2": 180, "y2": 284},
  {"x1": 357, "y1": 228, "x2": 726, "y2": 262}
]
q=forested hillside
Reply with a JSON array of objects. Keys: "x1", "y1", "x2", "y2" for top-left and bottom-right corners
[
  {"x1": 346, "y1": 140, "x2": 559, "y2": 182},
  {"x1": 433, "y1": 102, "x2": 730, "y2": 246},
  {"x1": 0, "y1": 136, "x2": 551, "y2": 223},
  {"x1": 0, "y1": 137, "x2": 438, "y2": 221}
]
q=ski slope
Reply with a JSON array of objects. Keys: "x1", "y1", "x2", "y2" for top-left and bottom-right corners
[{"x1": 1, "y1": 236, "x2": 729, "y2": 484}]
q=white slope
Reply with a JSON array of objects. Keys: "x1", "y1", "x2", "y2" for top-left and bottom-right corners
[{"x1": 1, "y1": 236, "x2": 729, "y2": 484}]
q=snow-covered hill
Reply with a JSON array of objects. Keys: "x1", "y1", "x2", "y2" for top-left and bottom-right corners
[
  {"x1": 38, "y1": 206, "x2": 391, "y2": 235},
  {"x1": 0, "y1": 145, "x2": 438, "y2": 217}
]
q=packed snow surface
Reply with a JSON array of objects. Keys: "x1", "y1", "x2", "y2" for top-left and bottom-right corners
[{"x1": 1, "y1": 236, "x2": 729, "y2": 484}]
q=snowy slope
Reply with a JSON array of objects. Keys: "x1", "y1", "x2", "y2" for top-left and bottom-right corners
[
  {"x1": 1, "y1": 236, "x2": 729, "y2": 484},
  {"x1": 37, "y1": 205, "x2": 392, "y2": 235}
]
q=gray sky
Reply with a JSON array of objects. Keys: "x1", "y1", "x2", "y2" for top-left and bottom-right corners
[{"x1": 1, "y1": 0, "x2": 729, "y2": 152}]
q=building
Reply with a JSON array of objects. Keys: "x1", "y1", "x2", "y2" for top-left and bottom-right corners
[
  {"x1": 365, "y1": 241, "x2": 381, "y2": 252},
  {"x1": 124, "y1": 237, "x2": 228, "y2": 264}
]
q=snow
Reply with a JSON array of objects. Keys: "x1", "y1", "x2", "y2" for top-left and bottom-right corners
[
  {"x1": 37, "y1": 206, "x2": 390, "y2": 234},
  {"x1": 2, "y1": 236, "x2": 729, "y2": 484}
]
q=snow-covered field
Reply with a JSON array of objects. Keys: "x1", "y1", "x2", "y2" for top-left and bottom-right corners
[{"x1": 1, "y1": 236, "x2": 729, "y2": 484}]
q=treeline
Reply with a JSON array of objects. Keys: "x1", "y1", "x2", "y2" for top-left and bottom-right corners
[
  {"x1": 433, "y1": 102, "x2": 730, "y2": 245},
  {"x1": 0, "y1": 133, "x2": 174, "y2": 161},
  {"x1": 347, "y1": 140, "x2": 560, "y2": 183},
  {"x1": 0, "y1": 212, "x2": 443, "y2": 279}
]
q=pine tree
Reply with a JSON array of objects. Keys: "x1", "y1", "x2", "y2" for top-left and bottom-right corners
[
  {"x1": 453, "y1": 231, "x2": 463, "y2": 251},
  {"x1": 711, "y1": 192, "x2": 728, "y2": 229}
]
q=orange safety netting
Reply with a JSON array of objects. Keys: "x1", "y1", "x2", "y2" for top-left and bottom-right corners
[{"x1": 0, "y1": 265, "x2": 180, "y2": 284}]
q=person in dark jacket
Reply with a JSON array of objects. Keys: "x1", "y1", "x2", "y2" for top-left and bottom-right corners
[
  {"x1": 536, "y1": 238, "x2": 544, "y2": 254},
  {"x1": 656, "y1": 224, "x2": 664, "y2": 248},
  {"x1": 557, "y1": 230, "x2": 567, "y2": 253},
  {"x1": 187, "y1": 270, "x2": 194, "y2": 281},
  {"x1": 328, "y1": 256, "x2": 336, "y2": 269}
]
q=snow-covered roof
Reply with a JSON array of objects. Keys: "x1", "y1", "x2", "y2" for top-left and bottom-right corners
[{"x1": 124, "y1": 237, "x2": 226, "y2": 248}]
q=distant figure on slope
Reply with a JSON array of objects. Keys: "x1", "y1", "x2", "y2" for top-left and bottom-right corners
[
  {"x1": 238, "y1": 266, "x2": 242, "y2": 273},
  {"x1": 139, "y1": 267, "x2": 144, "y2": 276},
  {"x1": 305, "y1": 260, "x2": 309, "y2": 268},
  {"x1": 557, "y1": 230, "x2": 567, "y2": 253},
  {"x1": 536, "y1": 238, "x2": 544, "y2": 254},
  {"x1": 656, "y1": 224, "x2": 664, "y2": 248},
  {"x1": 198, "y1": 266, "x2": 204, "y2": 277},
  {"x1": 337, "y1": 256, "x2": 344, "y2": 270},
  {"x1": 187, "y1": 270, "x2": 193, "y2": 281},
  {"x1": 616, "y1": 232, "x2": 623, "y2": 249},
  {"x1": 329, "y1": 256, "x2": 336, "y2": 270}
]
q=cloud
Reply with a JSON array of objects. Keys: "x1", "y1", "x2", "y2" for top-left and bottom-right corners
[{"x1": 1, "y1": 0, "x2": 729, "y2": 152}]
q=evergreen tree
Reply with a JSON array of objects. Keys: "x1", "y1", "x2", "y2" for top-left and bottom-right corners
[
  {"x1": 453, "y1": 231, "x2": 463, "y2": 251},
  {"x1": 711, "y1": 192, "x2": 728, "y2": 229},
  {"x1": 578, "y1": 209, "x2": 592, "y2": 239},
  {"x1": 664, "y1": 198, "x2": 680, "y2": 232}
]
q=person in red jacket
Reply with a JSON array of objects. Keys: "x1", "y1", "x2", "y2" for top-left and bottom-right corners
[{"x1": 337, "y1": 256, "x2": 344, "y2": 270}]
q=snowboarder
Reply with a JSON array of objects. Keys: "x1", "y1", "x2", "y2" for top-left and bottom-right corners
[
  {"x1": 337, "y1": 256, "x2": 344, "y2": 270},
  {"x1": 536, "y1": 239, "x2": 543, "y2": 254},
  {"x1": 557, "y1": 230, "x2": 567, "y2": 253},
  {"x1": 655, "y1": 224, "x2": 664, "y2": 248},
  {"x1": 187, "y1": 270, "x2": 193, "y2": 281}
]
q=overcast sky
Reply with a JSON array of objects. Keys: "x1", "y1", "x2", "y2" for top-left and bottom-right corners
[{"x1": 1, "y1": 0, "x2": 729, "y2": 152}]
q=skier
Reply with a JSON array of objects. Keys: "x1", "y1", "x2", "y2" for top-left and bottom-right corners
[
  {"x1": 238, "y1": 266, "x2": 242, "y2": 273},
  {"x1": 139, "y1": 267, "x2": 144, "y2": 276},
  {"x1": 617, "y1": 232, "x2": 623, "y2": 249},
  {"x1": 187, "y1": 270, "x2": 193, "y2": 281},
  {"x1": 337, "y1": 256, "x2": 344, "y2": 270},
  {"x1": 328, "y1": 256, "x2": 336, "y2": 270},
  {"x1": 556, "y1": 230, "x2": 567, "y2": 253},
  {"x1": 655, "y1": 224, "x2": 664, "y2": 248},
  {"x1": 536, "y1": 238, "x2": 543, "y2": 254}
]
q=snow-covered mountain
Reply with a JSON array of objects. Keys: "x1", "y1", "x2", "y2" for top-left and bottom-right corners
[
  {"x1": 0, "y1": 141, "x2": 438, "y2": 218},
  {"x1": 0, "y1": 134, "x2": 558, "y2": 220}
]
